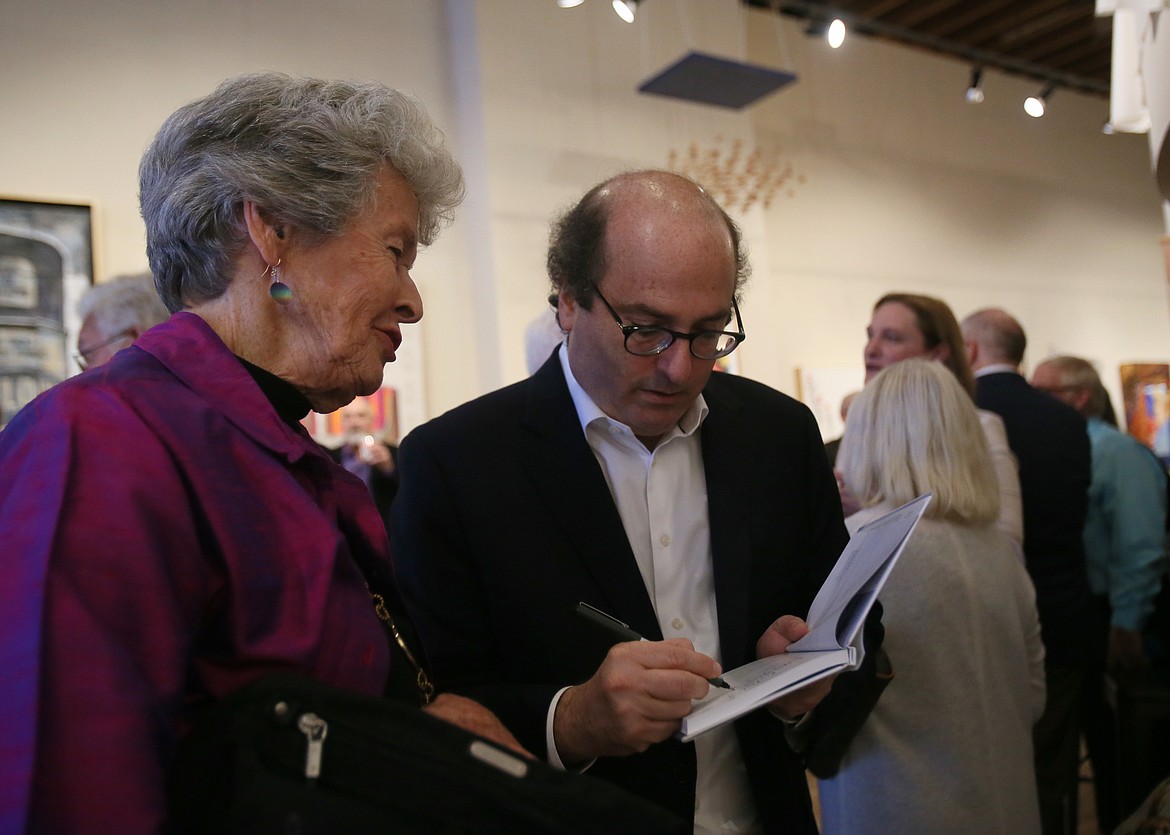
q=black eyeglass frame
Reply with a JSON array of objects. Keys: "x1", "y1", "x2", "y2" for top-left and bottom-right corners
[
  {"x1": 73, "y1": 329, "x2": 134, "y2": 370},
  {"x1": 591, "y1": 284, "x2": 746, "y2": 360}
]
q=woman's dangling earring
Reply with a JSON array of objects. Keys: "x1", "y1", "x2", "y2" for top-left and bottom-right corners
[{"x1": 266, "y1": 258, "x2": 291, "y2": 303}]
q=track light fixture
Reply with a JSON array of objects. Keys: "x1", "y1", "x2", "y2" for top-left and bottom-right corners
[
  {"x1": 612, "y1": 0, "x2": 638, "y2": 23},
  {"x1": 557, "y1": 0, "x2": 585, "y2": 7},
  {"x1": 805, "y1": 16, "x2": 845, "y2": 48},
  {"x1": 826, "y1": 18, "x2": 846, "y2": 49},
  {"x1": 1024, "y1": 82, "x2": 1055, "y2": 118},
  {"x1": 965, "y1": 67, "x2": 984, "y2": 104}
]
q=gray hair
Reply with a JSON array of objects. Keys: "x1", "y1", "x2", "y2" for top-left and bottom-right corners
[
  {"x1": 77, "y1": 272, "x2": 169, "y2": 336},
  {"x1": 1038, "y1": 355, "x2": 1112, "y2": 419},
  {"x1": 140, "y1": 72, "x2": 465, "y2": 312},
  {"x1": 838, "y1": 359, "x2": 1000, "y2": 525}
]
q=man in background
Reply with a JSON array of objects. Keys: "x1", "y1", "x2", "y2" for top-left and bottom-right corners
[
  {"x1": 1031, "y1": 356, "x2": 1167, "y2": 672},
  {"x1": 961, "y1": 308, "x2": 1094, "y2": 835},
  {"x1": 823, "y1": 390, "x2": 858, "y2": 466},
  {"x1": 75, "y1": 272, "x2": 169, "y2": 369},
  {"x1": 391, "y1": 170, "x2": 881, "y2": 833},
  {"x1": 1031, "y1": 354, "x2": 1168, "y2": 833},
  {"x1": 325, "y1": 398, "x2": 398, "y2": 528}
]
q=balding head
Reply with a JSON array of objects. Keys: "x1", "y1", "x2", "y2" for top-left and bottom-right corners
[
  {"x1": 961, "y1": 307, "x2": 1027, "y2": 370},
  {"x1": 546, "y1": 170, "x2": 749, "y2": 310}
]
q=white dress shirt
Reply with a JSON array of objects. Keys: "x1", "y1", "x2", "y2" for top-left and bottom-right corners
[{"x1": 545, "y1": 345, "x2": 761, "y2": 834}]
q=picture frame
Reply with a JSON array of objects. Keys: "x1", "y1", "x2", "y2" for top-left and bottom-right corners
[
  {"x1": 796, "y1": 365, "x2": 865, "y2": 444},
  {"x1": 1119, "y1": 362, "x2": 1170, "y2": 466},
  {"x1": 0, "y1": 197, "x2": 94, "y2": 426}
]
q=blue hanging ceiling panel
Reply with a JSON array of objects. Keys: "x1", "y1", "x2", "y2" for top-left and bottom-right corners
[{"x1": 637, "y1": 50, "x2": 798, "y2": 110}]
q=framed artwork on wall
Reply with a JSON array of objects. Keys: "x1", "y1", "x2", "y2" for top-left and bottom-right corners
[
  {"x1": 302, "y1": 386, "x2": 400, "y2": 449},
  {"x1": 0, "y1": 197, "x2": 94, "y2": 426},
  {"x1": 796, "y1": 366, "x2": 865, "y2": 445},
  {"x1": 303, "y1": 327, "x2": 428, "y2": 448},
  {"x1": 1119, "y1": 362, "x2": 1170, "y2": 465}
]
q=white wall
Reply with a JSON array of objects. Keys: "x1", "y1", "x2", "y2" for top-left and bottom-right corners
[
  {"x1": 2, "y1": 0, "x2": 1166, "y2": 434},
  {"x1": 463, "y1": 0, "x2": 1169, "y2": 435},
  {"x1": 0, "y1": 0, "x2": 470, "y2": 433}
]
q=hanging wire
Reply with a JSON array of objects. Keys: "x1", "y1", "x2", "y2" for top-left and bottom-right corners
[
  {"x1": 674, "y1": 0, "x2": 696, "y2": 51},
  {"x1": 768, "y1": 0, "x2": 794, "y2": 70}
]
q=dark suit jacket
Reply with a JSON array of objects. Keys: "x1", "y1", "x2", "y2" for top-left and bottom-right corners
[
  {"x1": 324, "y1": 442, "x2": 399, "y2": 529},
  {"x1": 975, "y1": 371, "x2": 1095, "y2": 662},
  {"x1": 391, "y1": 355, "x2": 875, "y2": 833}
]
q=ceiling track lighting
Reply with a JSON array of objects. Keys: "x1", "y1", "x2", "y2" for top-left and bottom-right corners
[
  {"x1": 1024, "y1": 82, "x2": 1056, "y2": 118},
  {"x1": 965, "y1": 67, "x2": 984, "y2": 104},
  {"x1": 805, "y1": 16, "x2": 845, "y2": 48},
  {"x1": 612, "y1": 0, "x2": 638, "y2": 23},
  {"x1": 557, "y1": 0, "x2": 585, "y2": 7},
  {"x1": 826, "y1": 18, "x2": 846, "y2": 49}
]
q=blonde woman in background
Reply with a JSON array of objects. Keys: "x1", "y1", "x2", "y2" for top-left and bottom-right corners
[{"x1": 818, "y1": 359, "x2": 1045, "y2": 835}]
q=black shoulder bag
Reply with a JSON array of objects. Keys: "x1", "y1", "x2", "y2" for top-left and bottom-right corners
[{"x1": 167, "y1": 671, "x2": 686, "y2": 834}]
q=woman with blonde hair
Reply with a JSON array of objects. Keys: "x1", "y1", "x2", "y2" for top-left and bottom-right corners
[{"x1": 818, "y1": 359, "x2": 1045, "y2": 835}]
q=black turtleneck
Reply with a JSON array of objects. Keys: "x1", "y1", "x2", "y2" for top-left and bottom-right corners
[{"x1": 236, "y1": 357, "x2": 312, "y2": 428}]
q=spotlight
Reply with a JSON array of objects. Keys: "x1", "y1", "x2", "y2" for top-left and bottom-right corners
[
  {"x1": 557, "y1": 0, "x2": 585, "y2": 6},
  {"x1": 826, "y1": 18, "x2": 846, "y2": 48},
  {"x1": 965, "y1": 67, "x2": 984, "y2": 104},
  {"x1": 1024, "y1": 82, "x2": 1055, "y2": 118},
  {"x1": 612, "y1": 0, "x2": 638, "y2": 22}
]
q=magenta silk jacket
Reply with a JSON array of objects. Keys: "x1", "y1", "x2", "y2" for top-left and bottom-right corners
[{"x1": 0, "y1": 312, "x2": 393, "y2": 833}]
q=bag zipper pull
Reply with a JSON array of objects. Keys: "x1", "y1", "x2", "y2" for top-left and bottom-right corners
[{"x1": 296, "y1": 712, "x2": 328, "y2": 779}]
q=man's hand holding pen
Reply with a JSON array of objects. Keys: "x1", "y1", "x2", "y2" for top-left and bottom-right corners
[
  {"x1": 553, "y1": 638, "x2": 724, "y2": 763},
  {"x1": 560, "y1": 602, "x2": 835, "y2": 761}
]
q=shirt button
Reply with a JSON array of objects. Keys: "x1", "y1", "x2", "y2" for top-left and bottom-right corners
[
  {"x1": 660, "y1": 534, "x2": 671, "y2": 547},
  {"x1": 672, "y1": 618, "x2": 685, "y2": 630}
]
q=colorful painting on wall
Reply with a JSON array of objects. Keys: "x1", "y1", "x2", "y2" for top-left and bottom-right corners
[
  {"x1": 1119, "y1": 363, "x2": 1170, "y2": 465},
  {"x1": 302, "y1": 386, "x2": 400, "y2": 448}
]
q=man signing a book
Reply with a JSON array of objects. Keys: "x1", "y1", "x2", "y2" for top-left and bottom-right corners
[{"x1": 391, "y1": 170, "x2": 884, "y2": 835}]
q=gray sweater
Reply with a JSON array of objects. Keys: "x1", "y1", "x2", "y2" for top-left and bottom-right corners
[{"x1": 818, "y1": 508, "x2": 1045, "y2": 835}]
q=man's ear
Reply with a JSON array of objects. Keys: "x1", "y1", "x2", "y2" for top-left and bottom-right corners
[
  {"x1": 964, "y1": 339, "x2": 979, "y2": 367},
  {"x1": 1072, "y1": 387, "x2": 1093, "y2": 414},
  {"x1": 556, "y1": 289, "x2": 578, "y2": 333}
]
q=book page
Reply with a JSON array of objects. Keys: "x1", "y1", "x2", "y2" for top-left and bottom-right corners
[
  {"x1": 679, "y1": 649, "x2": 853, "y2": 741},
  {"x1": 676, "y1": 494, "x2": 930, "y2": 741},
  {"x1": 789, "y1": 493, "x2": 932, "y2": 653}
]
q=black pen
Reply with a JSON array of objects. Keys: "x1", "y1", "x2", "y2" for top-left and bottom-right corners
[{"x1": 574, "y1": 602, "x2": 731, "y2": 689}]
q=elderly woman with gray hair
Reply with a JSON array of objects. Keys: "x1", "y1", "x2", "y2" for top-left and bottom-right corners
[{"x1": 0, "y1": 73, "x2": 520, "y2": 832}]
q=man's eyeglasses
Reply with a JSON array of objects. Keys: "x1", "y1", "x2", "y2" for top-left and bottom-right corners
[
  {"x1": 1034, "y1": 384, "x2": 1080, "y2": 396},
  {"x1": 592, "y1": 285, "x2": 745, "y2": 360},
  {"x1": 74, "y1": 330, "x2": 133, "y2": 370}
]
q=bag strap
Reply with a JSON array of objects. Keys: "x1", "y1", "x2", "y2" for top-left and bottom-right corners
[{"x1": 369, "y1": 588, "x2": 434, "y2": 705}]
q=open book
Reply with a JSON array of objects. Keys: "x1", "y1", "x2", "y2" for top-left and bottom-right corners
[{"x1": 678, "y1": 493, "x2": 932, "y2": 742}]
